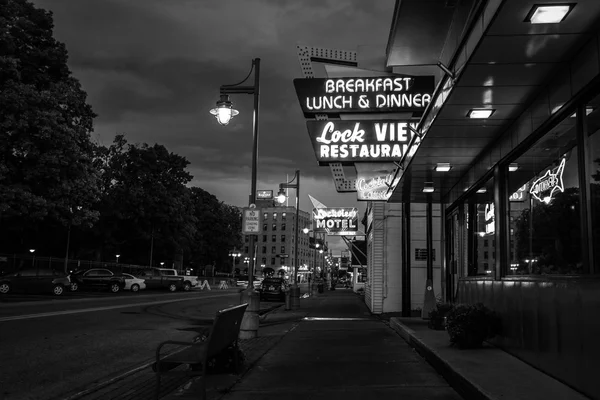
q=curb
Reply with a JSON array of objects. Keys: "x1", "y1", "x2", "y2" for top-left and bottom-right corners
[{"x1": 389, "y1": 318, "x2": 490, "y2": 400}]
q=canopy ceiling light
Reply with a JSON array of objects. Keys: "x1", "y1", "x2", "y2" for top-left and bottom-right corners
[
  {"x1": 435, "y1": 162, "x2": 451, "y2": 172},
  {"x1": 477, "y1": 188, "x2": 487, "y2": 193},
  {"x1": 209, "y1": 94, "x2": 239, "y2": 125},
  {"x1": 509, "y1": 163, "x2": 519, "y2": 172},
  {"x1": 467, "y1": 109, "x2": 495, "y2": 119},
  {"x1": 422, "y1": 182, "x2": 434, "y2": 193},
  {"x1": 525, "y1": 4, "x2": 574, "y2": 24}
]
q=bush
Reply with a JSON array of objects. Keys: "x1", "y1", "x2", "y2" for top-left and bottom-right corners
[
  {"x1": 445, "y1": 303, "x2": 501, "y2": 349},
  {"x1": 428, "y1": 302, "x2": 454, "y2": 330}
]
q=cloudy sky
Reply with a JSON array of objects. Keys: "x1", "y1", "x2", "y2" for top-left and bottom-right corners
[{"x1": 32, "y1": 0, "x2": 394, "y2": 253}]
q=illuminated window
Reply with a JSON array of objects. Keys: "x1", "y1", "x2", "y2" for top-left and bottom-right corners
[
  {"x1": 282, "y1": 212, "x2": 287, "y2": 221},
  {"x1": 263, "y1": 212, "x2": 268, "y2": 220},
  {"x1": 273, "y1": 212, "x2": 278, "y2": 220}
]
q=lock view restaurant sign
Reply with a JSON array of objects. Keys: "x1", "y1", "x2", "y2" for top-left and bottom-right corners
[
  {"x1": 294, "y1": 76, "x2": 434, "y2": 116},
  {"x1": 313, "y1": 207, "x2": 359, "y2": 236},
  {"x1": 307, "y1": 120, "x2": 418, "y2": 165}
]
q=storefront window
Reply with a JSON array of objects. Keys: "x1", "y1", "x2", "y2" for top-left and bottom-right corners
[
  {"x1": 508, "y1": 115, "x2": 582, "y2": 274},
  {"x1": 469, "y1": 177, "x2": 495, "y2": 276},
  {"x1": 587, "y1": 94, "x2": 600, "y2": 267}
]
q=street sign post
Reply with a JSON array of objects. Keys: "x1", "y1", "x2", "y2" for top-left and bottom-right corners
[{"x1": 242, "y1": 206, "x2": 262, "y2": 234}]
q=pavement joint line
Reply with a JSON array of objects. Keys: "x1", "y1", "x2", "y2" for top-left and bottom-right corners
[{"x1": 0, "y1": 293, "x2": 235, "y2": 322}]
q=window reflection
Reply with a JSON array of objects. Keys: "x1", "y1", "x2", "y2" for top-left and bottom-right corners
[
  {"x1": 508, "y1": 114, "x2": 582, "y2": 274},
  {"x1": 587, "y1": 95, "x2": 600, "y2": 266}
]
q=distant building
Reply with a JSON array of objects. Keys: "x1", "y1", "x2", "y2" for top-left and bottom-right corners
[{"x1": 240, "y1": 205, "x2": 323, "y2": 281}]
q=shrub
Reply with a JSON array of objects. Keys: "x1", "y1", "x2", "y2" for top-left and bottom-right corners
[
  {"x1": 445, "y1": 303, "x2": 501, "y2": 349},
  {"x1": 428, "y1": 302, "x2": 454, "y2": 330}
]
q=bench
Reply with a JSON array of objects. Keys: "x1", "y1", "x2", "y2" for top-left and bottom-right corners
[{"x1": 153, "y1": 303, "x2": 248, "y2": 400}]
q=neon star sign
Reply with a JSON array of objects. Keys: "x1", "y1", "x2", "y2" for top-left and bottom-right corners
[{"x1": 529, "y1": 158, "x2": 566, "y2": 204}]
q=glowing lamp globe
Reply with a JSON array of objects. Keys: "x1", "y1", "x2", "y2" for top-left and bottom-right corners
[{"x1": 210, "y1": 95, "x2": 239, "y2": 126}]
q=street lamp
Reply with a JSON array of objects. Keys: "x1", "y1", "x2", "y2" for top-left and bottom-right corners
[
  {"x1": 211, "y1": 58, "x2": 261, "y2": 339},
  {"x1": 303, "y1": 227, "x2": 318, "y2": 296},
  {"x1": 276, "y1": 170, "x2": 301, "y2": 310},
  {"x1": 29, "y1": 249, "x2": 36, "y2": 267},
  {"x1": 64, "y1": 205, "x2": 82, "y2": 273},
  {"x1": 116, "y1": 254, "x2": 120, "y2": 264},
  {"x1": 229, "y1": 250, "x2": 241, "y2": 275}
]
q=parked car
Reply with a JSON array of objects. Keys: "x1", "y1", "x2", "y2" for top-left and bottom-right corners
[
  {"x1": 258, "y1": 277, "x2": 289, "y2": 302},
  {"x1": 236, "y1": 275, "x2": 262, "y2": 289},
  {"x1": 138, "y1": 268, "x2": 184, "y2": 291},
  {"x1": 0, "y1": 268, "x2": 71, "y2": 296},
  {"x1": 122, "y1": 273, "x2": 146, "y2": 292},
  {"x1": 152, "y1": 268, "x2": 198, "y2": 291},
  {"x1": 70, "y1": 268, "x2": 126, "y2": 293}
]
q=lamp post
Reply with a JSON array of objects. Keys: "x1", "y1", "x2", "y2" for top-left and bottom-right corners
[
  {"x1": 116, "y1": 254, "x2": 120, "y2": 264},
  {"x1": 29, "y1": 249, "x2": 36, "y2": 268},
  {"x1": 229, "y1": 250, "x2": 241, "y2": 275},
  {"x1": 210, "y1": 58, "x2": 261, "y2": 339},
  {"x1": 64, "y1": 205, "x2": 82, "y2": 274},
  {"x1": 276, "y1": 170, "x2": 301, "y2": 310}
]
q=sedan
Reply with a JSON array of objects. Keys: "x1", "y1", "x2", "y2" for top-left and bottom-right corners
[
  {"x1": 0, "y1": 268, "x2": 71, "y2": 296},
  {"x1": 258, "y1": 278, "x2": 289, "y2": 302},
  {"x1": 122, "y1": 273, "x2": 146, "y2": 292},
  {"x1": 70, "y1": 268, "x2": 125, "y2": 293}
]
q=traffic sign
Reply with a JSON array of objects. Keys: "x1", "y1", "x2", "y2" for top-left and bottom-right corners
[{"x1": 242, "y1": 207, "x2": 262, "y2": 234}]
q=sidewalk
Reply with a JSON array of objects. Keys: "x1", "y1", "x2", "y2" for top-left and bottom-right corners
[
  {"x1": 389, "y1": 318, "x2": 589, "y2": 400},
  {"x1": 166, "y1": 288, "x2": 463, "y2": 399}
]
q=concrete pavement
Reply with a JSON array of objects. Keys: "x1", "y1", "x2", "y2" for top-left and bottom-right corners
[{"x1": 166, "y1": 288, "x2": 463, "y2": 399}]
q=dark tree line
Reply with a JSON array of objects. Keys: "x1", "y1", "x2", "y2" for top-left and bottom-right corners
[{"x1": 0, "y1": 0, "x2": 242, "y2": 270}]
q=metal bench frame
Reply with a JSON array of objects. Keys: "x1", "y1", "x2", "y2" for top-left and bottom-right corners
[{"x1": 153, "y1": 303, "x2": 248, "y2": 400}]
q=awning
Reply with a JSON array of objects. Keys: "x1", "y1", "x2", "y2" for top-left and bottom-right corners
[{"x1": 386, "y1": 0, "x2": 600, "y2": 203}]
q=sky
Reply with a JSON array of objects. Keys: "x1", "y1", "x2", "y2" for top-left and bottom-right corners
[{"x1": 32, "y1": 0, "x2": 395, "y2": 253}]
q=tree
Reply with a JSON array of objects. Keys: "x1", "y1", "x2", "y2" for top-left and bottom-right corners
[
  {"x1": 87, "y1": 135, "x2": 196, "y2": 264},
  {"x1": 0, "y1": 0, "x2": 99, "y2": 253},
  {"x1": 189, "y1": 188, "x2": 242, "y2": 271}
]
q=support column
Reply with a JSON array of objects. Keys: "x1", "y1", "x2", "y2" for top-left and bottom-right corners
[
  {"x1": 422, "y1": 199, "x2": 436, "y2": 319},
  {"x1": 401, "y1": 201, "x2": 411, "y2": 317},
  {"x1": 494, "y1": 164, "x2": 509, "y2": 279}
]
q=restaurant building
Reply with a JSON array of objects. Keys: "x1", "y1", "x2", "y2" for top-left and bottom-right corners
[{"x1": 294, "y1": 1, "x2": 600, "y2": 398}]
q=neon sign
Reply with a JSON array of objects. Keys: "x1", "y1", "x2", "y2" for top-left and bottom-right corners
[
  {"x1": 313, "y1": 207, "x2": 359, "y2": 236},
  {"x1": 529, "y1": 158, "x2": 566, "y2": 204},
  {"x1": 294, "y1": 76, "x2": 434, "y2": 116},
  {"x1": 355, "y1": 163, "x2": 396, "y2": 201},
  {"x1": 306, "y1": 120, "x2": 418, "y2": 165}
]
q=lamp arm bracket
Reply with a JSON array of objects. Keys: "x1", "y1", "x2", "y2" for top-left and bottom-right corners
[{"x1": 220, "y1": 60, "x2": 255, "y2": 89}]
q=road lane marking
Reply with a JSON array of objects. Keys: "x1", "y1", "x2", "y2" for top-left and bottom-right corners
[{"x1": 0, "y1": 293, "x2": 235, "y2": 322}]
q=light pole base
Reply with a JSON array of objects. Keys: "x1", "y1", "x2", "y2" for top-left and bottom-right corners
[
  {"x1": 290, "y1": 286, "x2": 300, "y2": 310},
  {"x1": 239, "y1": 287, "x2": 260, "y2": 339}
]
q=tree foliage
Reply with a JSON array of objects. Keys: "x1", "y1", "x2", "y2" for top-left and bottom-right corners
[
  {"x1": 0, "y1": 0, "x2": 99, "y2": 248},
  {"x1": 0, "y1": 1, "x2": 243, "y2": 270}
]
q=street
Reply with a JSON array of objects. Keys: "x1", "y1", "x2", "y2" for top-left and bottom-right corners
[{"x1": 0, "y1": 289, "x2": 252, "y2": 400}]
